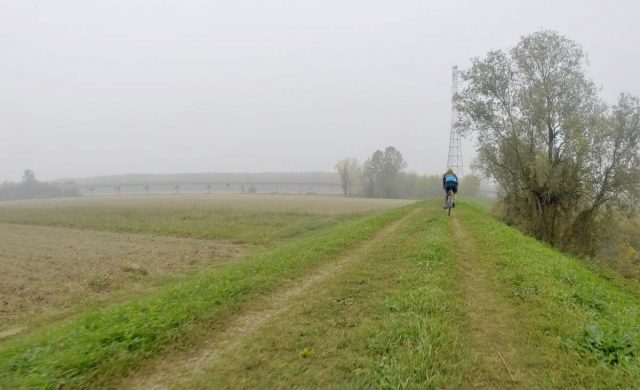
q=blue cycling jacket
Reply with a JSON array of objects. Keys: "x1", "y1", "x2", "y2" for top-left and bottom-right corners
[{"x1": 443, "y1": 173, "x2": 458, "y2": 187}]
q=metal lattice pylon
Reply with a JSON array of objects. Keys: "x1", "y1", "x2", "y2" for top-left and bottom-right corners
[{"x1": 447, "y1": 65, "x2": 463, "y2": 177}]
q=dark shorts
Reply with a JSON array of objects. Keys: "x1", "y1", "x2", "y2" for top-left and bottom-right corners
[{"x1": 445, "y1": 182, "x2": 458, "y2": 193}]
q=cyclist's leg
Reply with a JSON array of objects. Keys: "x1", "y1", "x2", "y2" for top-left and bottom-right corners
[
  {"x1": 452, "y1": 186, "x2": 458, "y2": 207},
  {"x1": 443, "y1": 188, "x2": 448, "y2": 208}
]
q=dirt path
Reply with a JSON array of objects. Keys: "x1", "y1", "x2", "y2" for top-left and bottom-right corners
[
  {"x1": 120, "y1": 210, "x2": 416, "y2": 389},
  {"x1": 451, "y1": 216, "x2": 540, "y2": 388}
]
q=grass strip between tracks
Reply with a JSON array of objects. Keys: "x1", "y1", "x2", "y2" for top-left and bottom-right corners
[{"x1": 0, "y1": 203, "x2": 415, "y2": 388}]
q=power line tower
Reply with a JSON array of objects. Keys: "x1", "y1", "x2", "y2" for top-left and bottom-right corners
[{"x1": 447, "y1": 65, "x2": 463, "y2": 177}]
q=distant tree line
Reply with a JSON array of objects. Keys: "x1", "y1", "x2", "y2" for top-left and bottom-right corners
[
  {"x1": 0, "y1": 170, "x2": 78, "y2": 201},
  {"x1": 335, "y1": 146, "x2": 480, "y2": 199},
  {"x1": 456, "y1": 30, "x2": 640, "y2": 258}
]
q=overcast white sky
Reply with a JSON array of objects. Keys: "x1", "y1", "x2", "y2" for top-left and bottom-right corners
[{"x1": 1, "y1": 0, "x2": 638, "y2": 181}]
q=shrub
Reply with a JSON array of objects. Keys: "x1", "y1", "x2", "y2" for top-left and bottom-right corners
[{"x1": 569, "y1": 324, "x2": 637, "y2": 365}]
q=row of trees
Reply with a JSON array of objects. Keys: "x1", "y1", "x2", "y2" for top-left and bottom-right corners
[
  {"x1": 336, "y1": 147, "x2": 480, "y2": 199},
  {"x1": 0, "y1": 170, "x2": 78, "y2": 201},
  {"x1": 457, "y1": 30, "x2": 640, "y2": 256}
]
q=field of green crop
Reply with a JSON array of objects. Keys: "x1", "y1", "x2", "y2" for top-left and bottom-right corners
[{"x1": 1, "y1": 196, "x2": 639, "y2": 388}]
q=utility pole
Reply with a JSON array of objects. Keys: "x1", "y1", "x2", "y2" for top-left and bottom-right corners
[{"x1": 447, "y1": 65, "x2": 464, "y2": 177}]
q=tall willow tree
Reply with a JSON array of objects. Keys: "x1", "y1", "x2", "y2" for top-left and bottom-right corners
[{"x1": 457, "y1": 30, "x2": 640, "y2": 254}]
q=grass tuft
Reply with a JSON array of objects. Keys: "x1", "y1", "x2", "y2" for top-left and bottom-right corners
[
  {"x1": 121, "y1": 264, "x2": 149, "y2": 276},
  {"x1": 87, "y1": 272, "x2": 117, "y2": 293},
  {"x1": 299, "y1": 347, "x2": 315, "y2": 358}
]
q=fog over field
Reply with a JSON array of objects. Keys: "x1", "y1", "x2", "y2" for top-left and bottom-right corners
[
  {"x1": 3, "y1": 3, "x2": 640, "y2": 386},
  {"x1": 1, "y1": 0, "x2": 639, "y2": 181}
]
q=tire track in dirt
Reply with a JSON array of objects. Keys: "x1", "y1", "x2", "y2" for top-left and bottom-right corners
[
  {"x1": 452, "y1": 216, "x2": 543, "y2": 388},
  {"x1": 120, "y1": 209, "x2": 419, "y2": 390}
]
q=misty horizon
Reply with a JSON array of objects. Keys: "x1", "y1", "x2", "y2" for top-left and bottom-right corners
[{"x1": 2, "y1": 1, "x2": 639, "y2": 182}]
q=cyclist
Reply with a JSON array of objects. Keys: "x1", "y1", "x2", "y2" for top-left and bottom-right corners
[{"x1": 442, "y1": 168, "x2": 458, "y2": 209}]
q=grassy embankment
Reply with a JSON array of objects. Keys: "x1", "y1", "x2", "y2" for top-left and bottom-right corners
[
  {"x1": 458, "y1": 204, "x2": 640, "y2": 387},
  {"x1": 177, "y1": 202, "x2": 468, "y2": 389},
  {"x1": 161, "y1": 201, "x2": 640, "y2": 388},
  {"x1": 2, "y1": 199, "x2": 640, "y2": 388},
  {"x1": 0, "y1": 202, "x2": 415, "y2": 388}
]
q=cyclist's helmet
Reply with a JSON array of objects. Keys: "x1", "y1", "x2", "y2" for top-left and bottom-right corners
[{"x1": 447, "y1": 168, "x2": 454, "y2": 173}]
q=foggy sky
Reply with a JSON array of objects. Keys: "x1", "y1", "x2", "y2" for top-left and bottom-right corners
[{"x1": 1, "y1": 0, "x2": 639, "y2": 182}]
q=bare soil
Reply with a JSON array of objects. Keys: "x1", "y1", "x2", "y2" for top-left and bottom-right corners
[{"x1": 0, "y1": 223, "x2": 245, "y2": 330}]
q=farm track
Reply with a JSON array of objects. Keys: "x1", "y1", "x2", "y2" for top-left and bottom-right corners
[
  {"x1": 120, "y1": 209, "x2": 418, "y2": 389},
  {"x1": 452, "y1": 216, "x2": 548, "y2": 388}
]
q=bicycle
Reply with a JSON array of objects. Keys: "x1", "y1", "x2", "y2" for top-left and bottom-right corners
[{"x1": 445, "y1": 188, "x2": 454, "y2": 216}]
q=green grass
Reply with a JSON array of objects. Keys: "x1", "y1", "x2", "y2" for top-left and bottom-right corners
[
  {"x1": 459, "y1": 203, "x2": 640, "y2": 387},
  {"x1": 172, "y1": 201, "x2": 640, "y2": 388},
  {"x1": 0, "y1": 204, "x2": 415, "y2": 388},
  {"x1": 0, "y1": 203, "x2": 352, "y2": 245},
  {"x1": 180, "y1": 203, "x2": 470, "y2": 388},
  {"x1": 4, "y1": 199, "x2": 640, "y2": 388},
  {"x1": 365, "y1": 209, "x2": 469, "y2": 388},
  {"x1": 457, "y1": 195, "x2": 496, "y2": 212}
]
